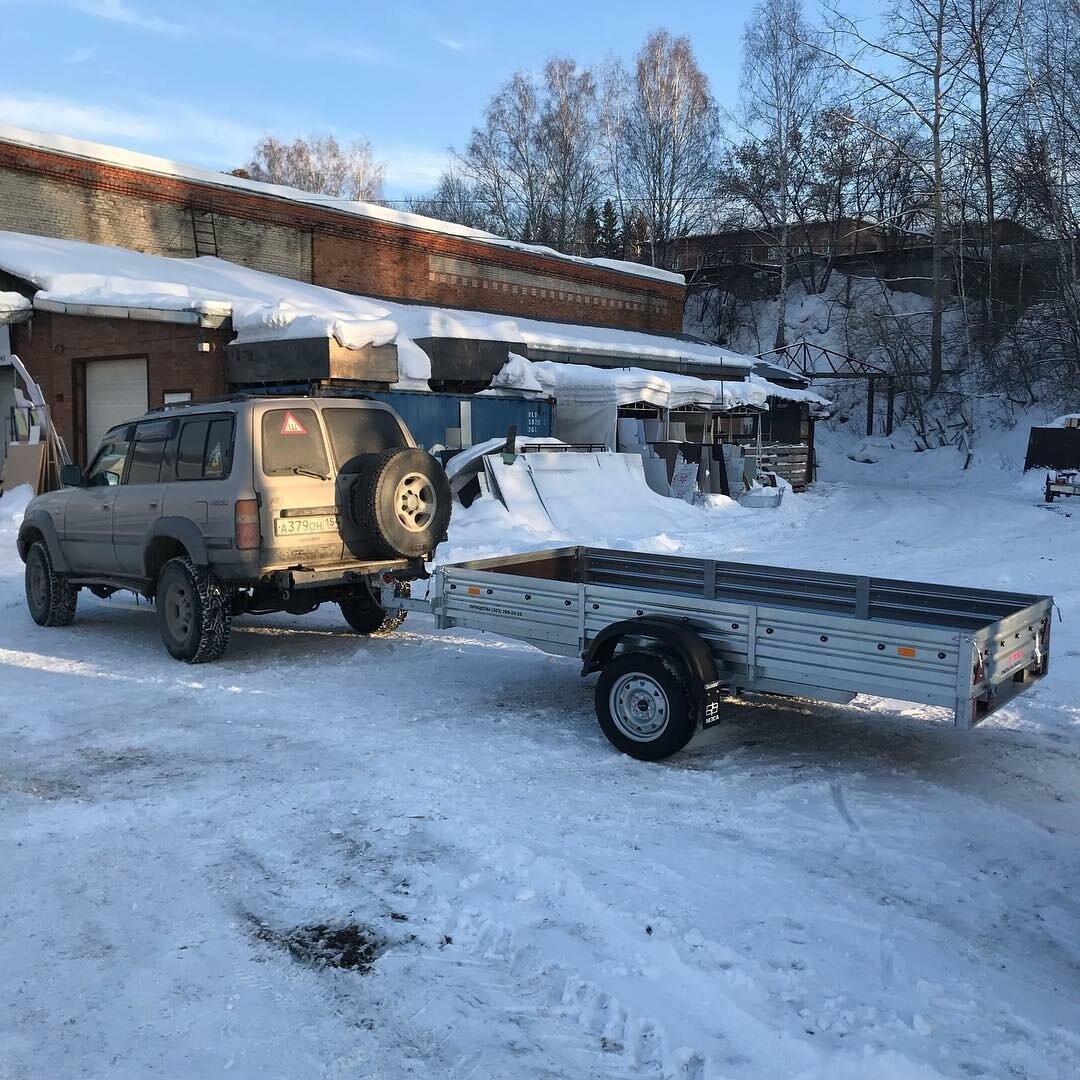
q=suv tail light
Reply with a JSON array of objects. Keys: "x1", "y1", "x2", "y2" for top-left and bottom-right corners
[{"x1": 235, "y1": 499, "x2": 260, "y2": 550}]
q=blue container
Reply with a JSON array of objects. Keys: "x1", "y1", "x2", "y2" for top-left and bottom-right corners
[
  {"x1": 365, "y1": 390, "x2": 553, "y2": 450},
  {"x1": 231, "y1": 382, "x2": 554, "y2": 451}
]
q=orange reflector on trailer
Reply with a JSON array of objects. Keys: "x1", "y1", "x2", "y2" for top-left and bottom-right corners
[
  {"x1": 467, "y1": 587, "x2": 481, "y2": 596},
  {"x1": 897, "y1": 646, "x2": 917, "y2": 658}
]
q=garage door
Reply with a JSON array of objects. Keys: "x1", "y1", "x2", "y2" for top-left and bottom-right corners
[{"x1": 85, "y1": 358, "x2": 148, "y2": 458}]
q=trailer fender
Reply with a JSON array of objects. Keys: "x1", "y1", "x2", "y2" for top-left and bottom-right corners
[{"x1": 582, "y1": 616, "x2": 718, "y2": 692}]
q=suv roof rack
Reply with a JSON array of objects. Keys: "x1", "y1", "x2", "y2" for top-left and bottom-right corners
[
  {"x1": 145, "y1": 388, "x2": 375, "y2": 415},
  {"x1": 145, "y1": 393, "x2": 257, "y2": 414}
]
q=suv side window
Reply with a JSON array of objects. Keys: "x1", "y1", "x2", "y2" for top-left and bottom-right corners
[
  {"x1": 322, "y1": 407, "x2": 408, "y2": 468},
  {"x1": 261, "y1": 408, "x2": 329, "y2": 476},
  {"x1": 84, "y1": 427, "x2": 133, "y2": 486},
  {"x1": 176, "y1": 416, "x2": 235, "y2": 480},
  {"x1": 125, "y1": 420, "x2": 175, "y2": 485}
]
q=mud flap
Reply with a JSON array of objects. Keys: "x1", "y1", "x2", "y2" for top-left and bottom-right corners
[{"x1": 702, "y1": 680, "x2": 726, "y2": 728}]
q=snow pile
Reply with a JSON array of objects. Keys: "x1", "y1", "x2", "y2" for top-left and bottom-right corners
[
  {"x1": 490, "y1": 353, "x2": 766, "y2": 410},
  {"x1": 0, "y1": 484, "x2": 33, "y2": 524},
  {"x1": 0, "y1": 123, "x2": 683, "y2": 286},
  {"x1": 0, "y1": 231, "x2": 753, "y2": 385},
  {"x1": 485, "y1": 351, "x2": 543, "y2": 393},
  {"x1": 0, "y1": 291, "x2": 31, "y2": 321}
]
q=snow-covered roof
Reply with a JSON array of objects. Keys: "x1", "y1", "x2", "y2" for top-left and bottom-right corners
[
  {"x1": 496, "y1": 356, "x2": 769, "y2": 411},
  {"x1": 747, "y1": 373, "x2": 832, "y2": 408},
  {"x1": 0, "y1": 124, "x2": 683, "y2": 287},
  {"x1": 0, "y1": 291, "x2": 32, "y2": 324},
  {"x1": 0, "y1": 231, "x2": 751, "y2": 386}
]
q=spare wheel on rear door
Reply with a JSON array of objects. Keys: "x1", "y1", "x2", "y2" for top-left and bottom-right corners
[{"x1": 348, "y1": 448, "x2": 451, "y2": 558}]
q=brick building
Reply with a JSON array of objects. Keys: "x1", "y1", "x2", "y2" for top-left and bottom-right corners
[
  {"x1": 0, "y1": 125, "x2": 683, "y2": 333},
  {"x1": 0, "y1": 126, "x2": 769, "y2": 468},
  {"x1": 0, "y1": 230, "x2": 753, "y2": 464}
]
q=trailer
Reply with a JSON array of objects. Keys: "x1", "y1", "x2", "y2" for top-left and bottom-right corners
[{"x1": 381, "y1": 547, "x2": 1054, "y2": 760}]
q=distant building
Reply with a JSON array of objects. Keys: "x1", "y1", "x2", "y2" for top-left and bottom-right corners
[{"x1": 665, "y1": 218, "x2": 932, "y2": 278}]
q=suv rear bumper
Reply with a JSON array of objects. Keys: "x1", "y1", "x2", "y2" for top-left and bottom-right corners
[{"x1": 266, "y1": 559, "x2": 420, "y2": 591}]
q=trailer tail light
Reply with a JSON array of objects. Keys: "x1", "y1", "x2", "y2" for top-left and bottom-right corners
[{"x1": 235, "y1": 499, "x2": 260, "y2": 550}]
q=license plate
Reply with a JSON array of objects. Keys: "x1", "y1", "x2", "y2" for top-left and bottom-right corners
[{"x1": 274, "y1": 514, "x2": 339, "y2": 536}]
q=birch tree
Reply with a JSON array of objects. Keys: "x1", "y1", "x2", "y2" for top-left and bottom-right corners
[
  {"x1": 741, "y1": 0, "x2": 828, "y2": 346},
  {"x1": 619, "y1": 30, "x2": 720, "y2": 266},
  {"x1": 246, "y1": 134, "x2": 385, "y2": 202},
  {"x1": 819, "y1": 0, "x2": 971, "y2": 390}
]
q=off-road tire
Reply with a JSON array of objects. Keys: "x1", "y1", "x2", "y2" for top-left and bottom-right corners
[
  {"x1": 349, "y1": 448, "x2": 451, "y2": 559},
  {"x1": 156, "y1": 556, "x2": 231, "y2": 663},
  {"x1": 594, "y1": 651, "x2": 697, "y2": 762},
  {"x1": 339, "y1": 581, "x2": 410, "y2": 635},
  {"x1": 25, "y1": 540, "x2": 78, "y2": 627}
]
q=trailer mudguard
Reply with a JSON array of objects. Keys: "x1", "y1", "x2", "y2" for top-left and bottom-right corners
[
  {"x1": 17, "y1": 511, "x2": 72, "y2": 573},
  {"x1": 581, "y1": 615, "x2": 718, "y2": 691}
]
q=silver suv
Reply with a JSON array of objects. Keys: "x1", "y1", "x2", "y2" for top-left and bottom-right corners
[{"x1": 18, "y1": 395, "x2": 451, "y2": 662}]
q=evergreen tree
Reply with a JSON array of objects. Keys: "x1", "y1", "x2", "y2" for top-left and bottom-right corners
[
  {"x1": 581, "y1": 204, "x2": 601, "y2": 256},
  {"x1": 600, "y1": 199, "x2": 620, "y2": 257},
  {"x1": 537, "y1": 208, "x2": 555, "y2": 247},
  {"x1": 622, "y1": 209, "x2": 649, "y2": 261}
]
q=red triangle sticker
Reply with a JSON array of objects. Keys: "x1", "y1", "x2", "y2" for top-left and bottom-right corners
[{"x1": 280, "y1": 411, "x2": 307, "y2": 435}]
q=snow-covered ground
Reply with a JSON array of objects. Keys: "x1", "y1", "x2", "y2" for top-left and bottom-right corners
[{"x1": 1, "y1": 436, "x2": 1078, "y2": 1080}]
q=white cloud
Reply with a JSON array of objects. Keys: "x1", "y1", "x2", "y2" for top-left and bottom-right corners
[
  {"x1": 304, "y1": 38, "x2": 389, "y2": 65},
  {"x1": 0, "y1": 90, "x2": 448, "y2": 198},
  {"x1": 66, "y1": 0, "x2": 187, "y2": 35},
  {"x1": 435, "y1": 33, "x2": 466, "y2": 52},
  {"x1": 378, "y1": 144, "x2": 451, "y2": 196},
  {"x1": 0, "y1": 94, "x2": 164, "y2": 142},
  {"x1": 63, "y1": 44, "x2": 99, "y2": 64},
  {"x1": 0, "y1": 94, "x2": 262, "y2": 169}
]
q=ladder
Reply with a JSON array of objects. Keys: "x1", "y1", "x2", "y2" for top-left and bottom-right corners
[{"x1": 190, "y1": 208, "x2": 219, "y2": 257}]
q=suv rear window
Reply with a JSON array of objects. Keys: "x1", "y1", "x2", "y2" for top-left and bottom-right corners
[
  {"x1": 261, "y1": 408, "x2": 330, "y2": 477},
  {"x1": 322, "y1": 407, "x2": 408, "y2": 467},
  {"x1": 176, "y1": 416, "x2": 234, "y2": 480}
]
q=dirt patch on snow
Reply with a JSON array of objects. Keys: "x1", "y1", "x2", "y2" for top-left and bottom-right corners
[{"x1": 250, "y1": 919, "x2": 387, "y2": 972}]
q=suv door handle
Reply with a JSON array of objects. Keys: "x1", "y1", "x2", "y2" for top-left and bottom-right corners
[
  {"x1": 101, "y1": 503, "x2": 111, "y2": 511},
  {"x1": 148, "y1": 502, "x2": 159, "y2": 510}
]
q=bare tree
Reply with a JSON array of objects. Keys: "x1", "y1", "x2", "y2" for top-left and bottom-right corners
[
  {"x1": 449, "y1": 59, "x2": 603, "y2": 252},
  {"x1": 245, "y1": 134, "x2": 385, "y2": 202},
  {"x1": 949, "y1": 0, "x2": 1023, "y2": 337},
  {"x1": 818, "y1": 0, "x2": 972, "y2": 391},
  {"x1": 541, "y1": 58, "x2": 603, "y2": 251},
  {"x1": 405, "y1": 163, "x2": 491, "y2": 230},
  {"x1": 740, "y1": 0, "x2": 829, "y2": 346},
  {"x1": 619, "y1": 30, "x2": 721, "y2": 266}
]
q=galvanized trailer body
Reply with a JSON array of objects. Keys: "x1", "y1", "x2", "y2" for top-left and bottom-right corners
[{"x1": 403, "y1": 547, "x2": 1053, "y2": 734}]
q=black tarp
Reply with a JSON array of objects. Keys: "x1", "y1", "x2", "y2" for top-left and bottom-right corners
[{"x1": 1024, "y1": 426, "x2": 1080, "y2": 471}]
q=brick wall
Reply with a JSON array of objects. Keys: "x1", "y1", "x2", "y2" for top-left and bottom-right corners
[
  {"x1": 0, "y1": 140, "x2": 684, "y2": 333},
  {"x1": 0, "y1": 165, "x2": 312, "y2": 279},
  {"x1": 11, "y1": 310, "x2": 229, "y2": 463}
]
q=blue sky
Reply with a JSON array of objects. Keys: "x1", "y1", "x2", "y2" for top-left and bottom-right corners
[{"x1": 0, "y1": 0, "x2": 874, "y2": 199}]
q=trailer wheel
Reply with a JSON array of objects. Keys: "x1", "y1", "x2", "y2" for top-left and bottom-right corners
[
  {"x1": 339, "y1": 581, "x2": 409, "y2": 635},
  {"x1": 595, "y1": 651, "x2": 697, "y2": 761}
]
